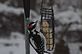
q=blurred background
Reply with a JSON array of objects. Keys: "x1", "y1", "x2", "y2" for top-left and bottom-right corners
[
  {"x1": 0, "y1": 0, "x2": 25, "y2": 54},
  {"x1": 0, "y1": 0, "x2": 82, "y2": 54}
]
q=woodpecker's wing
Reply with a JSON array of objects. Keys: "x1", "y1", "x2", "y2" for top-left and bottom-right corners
[{"x1": 29, "y1": 31, "x2": 50, "y2": 54}]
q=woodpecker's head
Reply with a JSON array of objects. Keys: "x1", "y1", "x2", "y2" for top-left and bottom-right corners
[{"x1": 27, "y1": 21, "x2": 38, "y2": 31}]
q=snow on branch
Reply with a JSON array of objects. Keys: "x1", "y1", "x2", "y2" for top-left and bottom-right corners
[{"x1": 0, "y1": 3, "x2": 24, "y2": 15}]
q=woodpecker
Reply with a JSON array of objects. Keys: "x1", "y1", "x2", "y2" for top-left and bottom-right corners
[{"x1": 27, "y1": 21, "x2": 46, "y2": 54}]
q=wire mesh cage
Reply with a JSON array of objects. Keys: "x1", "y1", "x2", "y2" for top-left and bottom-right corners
[{"x1": 40, "y1": 0, "x2": 55, "y2": 51}]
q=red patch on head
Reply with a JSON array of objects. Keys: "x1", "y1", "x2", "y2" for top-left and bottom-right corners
[{"x1": 27, "y1": 24, "x2": 32, "y2": 29}]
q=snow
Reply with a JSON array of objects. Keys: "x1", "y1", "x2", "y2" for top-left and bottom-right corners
[
  {"x1": 0, "y1": 32, "x2": 25, "y2": 54},
  {"x1": 54, "y1": 7, "x2": 82, "y2": 31},
  {"x1": 30, "y1": 10, "x2": 40, "y2": 19},
  {"x1": 0, "y1": 32, "x2": 39, "y2": 54},
  {"x1": 69, "y1": 24, "x2": 82, "y2": 30},
  {"x1": 55, "y1": 26, "x2": 62, "y2": 33},
  {"x1": 0, "y1": 3, "x2": 24, "y2": 15},
  {"x1": 68, "y1": 43, "x2": 82, "y2": 54},
  {"x1": 55, "y1": 10, "x2": 81, "y2": 24}
]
